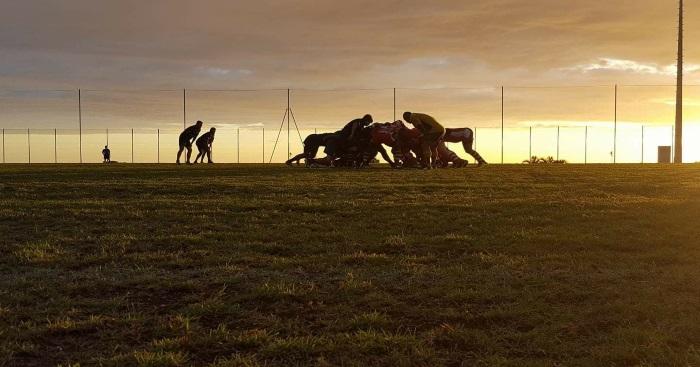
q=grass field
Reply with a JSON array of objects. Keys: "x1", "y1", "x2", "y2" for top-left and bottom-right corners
[{"x1": 1, "y1": 164, "x2": 700, "y2": 366}]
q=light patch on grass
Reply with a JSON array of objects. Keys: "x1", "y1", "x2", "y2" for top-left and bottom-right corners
[
  {"x1": 14, "y1": 241, "x2": 64, "y2": 263},
  {"x1": 442, "y1": 233, "x2": 474, "y2": 241},
  {"x1": 384, "y1": 234, "x2": 407, "y2": 247},
  {"x1": 341, "y1": 251, "x2": 390, "y2": 265},
  {"x1": 349, "y1": 311, "x2": 391, "y2": 331},
  {"x1": 207, "y1": 354, "x2": 263, "y2": 367},
  {"x1": 133, "y1": 350, "x2": 188, "y2": 367},
  {"x1": 475, "y1": 251, "x2": 527, "y2": 269},
  {"x1": 257, "y1": 281, "x2": 317, "y2": 298},
  {"x1": 339, "y1": 272, "x2": 373, "y2": 290}
]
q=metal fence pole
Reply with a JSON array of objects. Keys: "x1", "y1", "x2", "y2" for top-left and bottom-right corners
[
  {"x1": 27, "y1": 128, "x2": 31, "y2": 164},
  {"x1": 78, "y1": 89, "x2": 82, "y2": 164},
  {"x1": 613, "y1": 84, "x2": 617, "y2": 164},
  {"x1": 237, "y1": 128, "x2": 240, "y2": 163},
  {"x1": 131, "y1": 128, "x2": 134, "y2": 163},
  {"x1": 2, "y1": 129, "x2": 4, "y2": 163},
  {"x1": 393, "y1": 88, "x2": 396, "y2": 121},
  {"x1": 54, "y1": 128, "x2": 57, "y2": 163},
  {"x1": 641, "y1": 125, "x2": 645, "y2": 164},
  {"x1": 262, "y1": 127, "x2": 265, "y2": 164},
  {"x1": 501, "y1": 86, "x2": 504, "y2": 164},
  {"x1": 556, "y1": 125, "x2": 560, "y2": 161},
  {"x1": 671, "y1": 125, "x2": 675, "y2": 162},
  {"x1": 584, "y1": 126, "x2": 588, "y2": 164},
  {"x1": 287, "y1": 89, "x2": 291, "y2": 161},
  {"x1": 157, "y1": 129, "x2": 160, "y2": 164},
  {"x1": 106, "y1": 128, "x2": 109, "y2": 146}
]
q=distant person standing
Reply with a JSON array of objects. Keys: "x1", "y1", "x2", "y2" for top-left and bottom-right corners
[
  {"x1": 194, "y1": 127, "x2": 216, "y2": 164},
  {"x1": 403, "y1": 112, "x2": 445, "y2": 169},
  {"x1": 177, "y1": 120, "x2": 203, "y2": 165},
  {"x1": 102, "y1": 145, "x2": 111, "y2": 163}
]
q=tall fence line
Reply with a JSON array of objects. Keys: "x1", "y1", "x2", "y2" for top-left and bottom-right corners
[
  {"x1": 1, "y1": 85, "x2": 699, "y2": 163},
  {"x1": 0, "y1": 125, "x2": 689, "y2": 164}
]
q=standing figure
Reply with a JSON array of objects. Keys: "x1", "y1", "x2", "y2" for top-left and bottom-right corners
[
  {"x1": 102, "y1": 145, "x2": 111, "y2": 163},
  {"x1": 176, "y1": 120, "x2": 203, "y2": 165},
  {"x1": 194, "y1": 127, "x2": 216, "y2": 164},
  {"x1": 403, "y1": 112, "x2": 445, "y2": 169}
]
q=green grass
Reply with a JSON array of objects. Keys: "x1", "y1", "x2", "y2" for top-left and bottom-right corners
[{"x1": 1, "y1": 164, "x2": 699, "y2": 366}]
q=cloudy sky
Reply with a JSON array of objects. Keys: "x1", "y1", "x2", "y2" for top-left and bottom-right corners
[
  {"x1": 0, "y1": 0, "x2": 699, "y2": 163},
  {"x1": 1, "y1": 0, "x2": 695, "y2": 89}
]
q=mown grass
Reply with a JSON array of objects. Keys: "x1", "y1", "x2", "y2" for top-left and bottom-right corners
[{"x1": 0, "y1": 163, "x2": 699, "y2": 366}]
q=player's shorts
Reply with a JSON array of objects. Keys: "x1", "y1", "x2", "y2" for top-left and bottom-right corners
[
  {"x1": 422, "y1": 130, "x2": 446, "y2": 146},
  {"x1": 179, "y1": 134, "x2": 192, "y2": 148},
  {"x1": 196, "y1": 141, "x2": 209, "y2": 152}
]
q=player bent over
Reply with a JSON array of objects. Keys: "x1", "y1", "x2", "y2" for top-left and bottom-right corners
[
  {"x1": 176, "y1": 120, "x2": 203, "y2": 165},
  {"x1": 194, "y1": 127, "x2": 216, "y2": 164},
  {"x1": 403, "y1": 112, "x2": 445, "y2": 169},
  {"x1": 286, "y1": 132, "x2": 335, "y2": 166}
]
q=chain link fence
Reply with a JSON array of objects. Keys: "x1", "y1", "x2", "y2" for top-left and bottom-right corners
[{"x1": 0, "y1": 86, "x2": 698, "y2": 164}]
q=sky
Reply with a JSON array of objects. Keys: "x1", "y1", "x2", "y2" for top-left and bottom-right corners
[
  {"x1": 0, "y1": 0, "x2": 699, "y2": 162},
  {"x1": 1, "y1": 0, "x2": 697, "y2": 89}
]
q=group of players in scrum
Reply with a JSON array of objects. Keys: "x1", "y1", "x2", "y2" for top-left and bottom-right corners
[
  {"x1": 174, "y1": 112, "x2": 487, "y2": 168},
  {"x1": 286, "y1": 112, "x2": 487, "y2": 169}
]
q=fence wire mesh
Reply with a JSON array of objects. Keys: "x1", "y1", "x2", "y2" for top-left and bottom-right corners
[{"x1": 0, "y1": 86, "x2": 698, "y2": 163}]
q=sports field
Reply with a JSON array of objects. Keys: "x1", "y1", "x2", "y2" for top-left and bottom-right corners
[{"x1": 1, "y1": 164, "x2": 699, "y2": 366}]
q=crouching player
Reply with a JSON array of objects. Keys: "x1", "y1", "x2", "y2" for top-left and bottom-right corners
[
  {"x1": 286, "y1": 132, "x2": 335, "y2": 166},
  {"x1": 194, "y1": 127, "x2": 216, "y2": 164}
]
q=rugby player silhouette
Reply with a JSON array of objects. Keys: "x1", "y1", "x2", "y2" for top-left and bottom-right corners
[{"x1": 176, "y1": 120, "x2": 203, "y2": 165}]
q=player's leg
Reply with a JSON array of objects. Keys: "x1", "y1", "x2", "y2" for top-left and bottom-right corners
[
  {"x1": 420, "y1": 140, "x2": 432, "y2": 169},
  {"x1": 463, "y1": 136, "x2": 487, "y2": 165},
  {"x1": 286, "y1": 153, "x2": 305, "y2": 165},
  {"x1": 193, "y1": 144, "x2": 204, "y2": 163},
  {"x1": 185, "y1": 143, "x2": 194, "y2": 164},
  {"x1": 176, "y1": 145, "x2": 185, "y2": 164}
]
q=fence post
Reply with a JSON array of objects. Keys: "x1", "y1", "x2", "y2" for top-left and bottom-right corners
[
  {"x1": 556, "y1": 125, "x2": 560, "y2": 161},
  {"x1": 671, "y1": 125, "x2": 675, "y2": 162},
  {"x1": 2, "y1": 128, "x2": 4, "y2": 163},
  {"x1": 131, "y1": 128, "x2": 134, "y2": 163},
  {"x1": 78, "y1": 89, "x2": 82, "y2": 164},
  {"x1": 157, "y1": 129, "x2": 160, "y2": 164},
  {"x1": 393, "y1": 88, "x2": 396, "y2": 121},
  {"x1": 262, "y1": 127, "x2": 265, "y2": 164},
  {"x1": 613, "y1": 84, "x2": 617, "y2": 164},
  {"x1": 106, "y1": 128, "x2": 109, "y2": 146},
  {"x1": 54, "y1": 128, "x2": 57, "y2": 163},
  {"x1": 27, "y1": 128, "x2": 31, "y2": 164},
  {"x1": 237, "y1": 128, "x2": 240, "y2": 163},
  {"x1": 501, "y1": 86, "x2": 504, "y2": 164},
  {"x1": 641, "y1": 125, "x2": 644, "y2": 164},
  {"x1": 183, "y1": 89, "x2": 187, "y2": 129},
  {"x1": 584, "y1": 126, "x2": 588, "y2": 164},
  {"x1": 287, "y1": 89, "x2": 291, "y2": 161}
]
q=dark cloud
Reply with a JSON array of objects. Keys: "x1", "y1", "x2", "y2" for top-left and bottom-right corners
[{"x1": 0, "y1": 0, "x2": 694, "y2": 90}]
